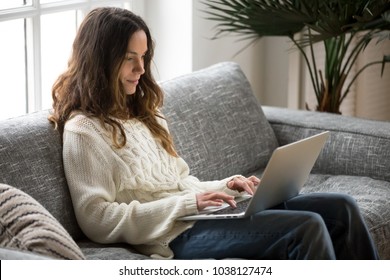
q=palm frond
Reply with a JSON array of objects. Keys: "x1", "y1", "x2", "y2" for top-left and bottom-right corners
[
  {"x1": 202, "y1": 0, "x2": 390, "y2": 114},
  {"x1": 202, "y1": 0, "x2": 315, "y2": 38},
  {"x1": 203, "y1": 0, "x2": 390, "y2": 47}
]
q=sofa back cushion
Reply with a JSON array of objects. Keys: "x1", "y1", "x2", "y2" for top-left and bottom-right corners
[
  {"x1": 161, "y1": 62, "x2": 278, "y2": 181},
  {"x1": 0, "y1": 111, "x2": 84, "y2": 240}
]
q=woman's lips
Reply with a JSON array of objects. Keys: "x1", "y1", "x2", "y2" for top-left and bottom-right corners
[{"x1": 128, "y1": 79, "x2": 139, "y2": 85}]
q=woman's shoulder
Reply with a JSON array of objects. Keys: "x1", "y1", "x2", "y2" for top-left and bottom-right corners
[{"x1": 64, "y1": 111, "x2": 105, "y2": 135}]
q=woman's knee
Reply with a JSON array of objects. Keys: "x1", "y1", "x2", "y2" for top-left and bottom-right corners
[
  {"x1": 325, "y1": 193, "x2": 361, "y2": 218},
  {"x1": 291, "y1": 192, "x2": 360, "y2": 217},
  {"x1": 288, "y1": 212, "x2": 335, "y2": 259},
  {"x1": 299, "y1": 211, "x2": 328, "y2": 233}
]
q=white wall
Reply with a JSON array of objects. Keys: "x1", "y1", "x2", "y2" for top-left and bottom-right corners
[
  {"x1": 136, "y1": 0, "x2": 193, "y2": 82},
  {"x1": 262, "y1": 37, "x2": 292, "y2": 107},
  {"x1": 134, "y1": 0, "x2": 292, "y2": 107},
  {"x1": 192, "y1": 0, "x2": 292, "y2": 107},
  {"x1": 191, "y1": 0, "x2": 264, "y2": 102}
]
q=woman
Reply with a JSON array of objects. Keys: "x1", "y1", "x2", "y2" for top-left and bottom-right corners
[{"x1": 50, "y1": 7, "x2": 378, "y2": 260}]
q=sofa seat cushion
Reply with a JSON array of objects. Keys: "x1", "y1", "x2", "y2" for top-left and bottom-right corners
[
  {"x1": 78, "y1": 240, "x2": 150, "y2": 260},
  {"x1": 0, "y1": 184, "x2": 85, "y2": 259},
  {"x1": 161, "y1": 62, "x2": 278, "y2": 181},
  {"x1": 302, "y1": 175, "x2": 390, "y2": 260},
  {"x1": 0, "y1": 247, "x2": 52, "y2": 260}
]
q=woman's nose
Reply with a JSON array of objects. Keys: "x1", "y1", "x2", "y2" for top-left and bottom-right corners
[{"x1": 134, "y1": 59, "x2": 145, "y2": 74}]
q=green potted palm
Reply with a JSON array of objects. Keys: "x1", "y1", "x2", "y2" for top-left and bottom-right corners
[{"x1": 203, "y1": 0, "x2": 390, "y2": 114}]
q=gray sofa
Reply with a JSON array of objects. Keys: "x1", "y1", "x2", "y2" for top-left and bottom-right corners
[{"x1": 0, "y1": 62, "x2": 389, "y2": 260}]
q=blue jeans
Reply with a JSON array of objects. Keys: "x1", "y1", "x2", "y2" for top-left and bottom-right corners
[{"x1": 170, "y1": 193, "x2": 379, "y2": 259}]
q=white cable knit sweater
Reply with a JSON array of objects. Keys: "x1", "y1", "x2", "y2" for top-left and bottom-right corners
[{"x1": 63, "y1": 113, "x2": 238, "y2": 259}]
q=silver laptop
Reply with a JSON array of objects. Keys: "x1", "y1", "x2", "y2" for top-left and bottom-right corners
[{"x1": 178, "y1": 131, "x2": 330, "y2": 221}]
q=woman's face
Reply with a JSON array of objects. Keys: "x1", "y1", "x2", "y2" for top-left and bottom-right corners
[{"x1": 119, "y1": 30, "x2": 147, "y2": 95}]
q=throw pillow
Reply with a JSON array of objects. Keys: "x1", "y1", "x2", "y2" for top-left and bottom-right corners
[{"x1": 0, "y1": 183, "x2": 85, "y2": 259}]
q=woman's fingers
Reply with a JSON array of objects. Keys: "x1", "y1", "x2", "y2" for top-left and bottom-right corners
[
  {"x1": 196, "y1": 176, "x2": 262, "y2": 211},
  {"x1": 228, "y1": 176, "x2": 259, "y2": 195},
  {"x1": 196, "y1": 192, "x2": 236, "y2": 210},
  {"x1": 248, "y1": 175, "x2": 261, "y2": 185}
]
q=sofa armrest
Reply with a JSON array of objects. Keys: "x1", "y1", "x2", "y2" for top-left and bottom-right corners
[{"x1": 263, "y1": 106, "x2": 390, "y2": 182}]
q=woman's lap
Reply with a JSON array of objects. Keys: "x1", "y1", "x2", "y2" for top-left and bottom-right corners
[{"x1": 170, "y1": 193, "x2": 378, "y2": 260}]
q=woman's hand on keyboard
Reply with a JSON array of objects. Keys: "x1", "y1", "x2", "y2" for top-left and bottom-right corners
[
  {"x1": 227, "y1": 175, "x2": 260, "y2": 195},
  {"x1": 196, "y1": 192, "x2": 236, "y2": 211}
]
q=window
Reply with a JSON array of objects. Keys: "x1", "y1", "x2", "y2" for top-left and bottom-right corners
[{"x1": 0, "y1": 0, "x2": 132, "y2": 120}]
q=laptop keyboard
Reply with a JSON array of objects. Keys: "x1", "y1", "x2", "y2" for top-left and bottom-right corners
[{"x1": 212, "y1": 199, "x2": 250, "y2": 215}]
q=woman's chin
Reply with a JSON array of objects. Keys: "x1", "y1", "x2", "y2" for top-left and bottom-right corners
[{"x1": 125, "y1": 88, "x2": 136, "y2": 95}]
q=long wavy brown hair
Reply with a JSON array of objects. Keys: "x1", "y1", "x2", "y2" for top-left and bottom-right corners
[{"x1": 49, "y1": 7, "x2": 177, "y2": 157}]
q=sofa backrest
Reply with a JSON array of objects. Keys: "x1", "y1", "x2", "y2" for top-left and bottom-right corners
[
  {"x1": 161, "y1": 62, "x2": 278, "y2": 180},
  {"x1": 0, "y1": 111, "x2": 84, "y2": 240},
  {"x1": 264, "y1": 106, "x2": 390, "y2": 182}
]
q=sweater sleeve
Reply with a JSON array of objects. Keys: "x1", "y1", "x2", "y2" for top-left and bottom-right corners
[
  {"x1": 174, "y1": 156, "x2": 242, "y2": 197},
  {"x1": 63, "y1": 120, "x2": 198, "y2": 246}
]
